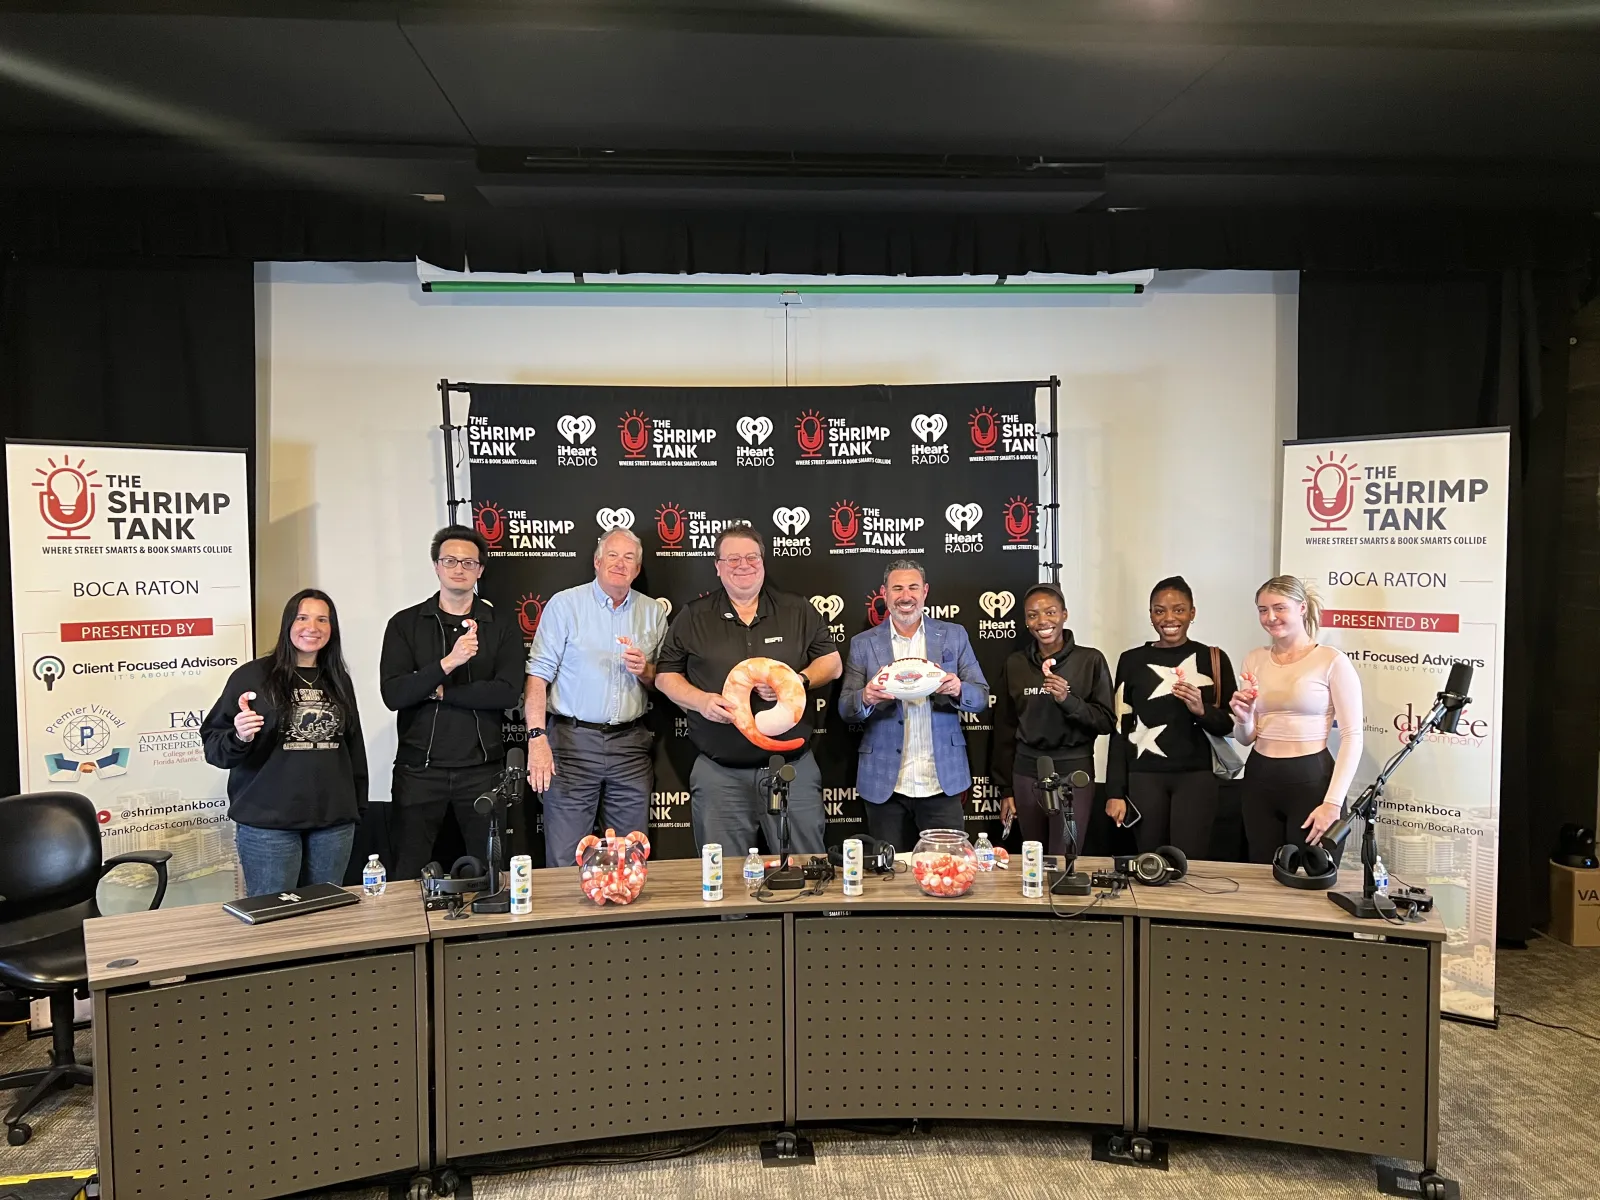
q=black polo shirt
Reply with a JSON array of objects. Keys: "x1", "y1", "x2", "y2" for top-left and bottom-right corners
[{"x1": 657, "y1": 586, "x2": 835, "y2": 768}]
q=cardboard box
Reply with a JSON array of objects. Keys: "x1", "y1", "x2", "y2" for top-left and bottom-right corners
[{"x1": 1547, "y1": 862, "x2": 1600, "y2": 947}]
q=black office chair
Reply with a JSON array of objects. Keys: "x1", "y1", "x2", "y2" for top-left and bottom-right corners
[{"x1": 0, "y1": 791, "x2": 169, "y2": 1146}]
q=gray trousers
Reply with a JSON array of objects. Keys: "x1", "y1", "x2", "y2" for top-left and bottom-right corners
[
  {"x1": 690, "y1": 751, "x2": 825, "y2": 858},
  {"x1": 540, "y1": 720, "x2": 654, "y2": 868}
]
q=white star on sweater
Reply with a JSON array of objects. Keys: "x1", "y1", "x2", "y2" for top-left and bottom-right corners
[
  {"x1": 1129, "y1": 716, "x2": 1169, "y2": 759},
  {"x1": 1114, "y1": 683, "x2": 1134, "y2": 724},
  {"x1": 1148, "y1": 653, "x2": 1213, "y2": 699}
]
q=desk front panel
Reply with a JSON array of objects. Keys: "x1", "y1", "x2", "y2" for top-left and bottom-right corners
[
  {"x1": 794, "y1": 914, "x2": 1127, "y2": 1125},
  {"x1": 1142, "y1": 922, "x2": 1430, "y2": 1159},
  {"x1": 439, "y1": 916, "x2": 784, "y2": 1158},
  {"x1": 105, "y1": 951, "x2": 421, "y2": 1199}
]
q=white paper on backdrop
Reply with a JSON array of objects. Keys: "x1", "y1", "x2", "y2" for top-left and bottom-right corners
[
  {"x1": 7, "y1": 442, "x2": 254, "y2": 911},
  {"x1": 1279, "y1": 430, "x2": 1509, "y2": 1021}
]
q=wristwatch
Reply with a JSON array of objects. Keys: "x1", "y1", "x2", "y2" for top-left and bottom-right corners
[{"x1": 527, "y1": 728, "x2": 546, "y2": 741}]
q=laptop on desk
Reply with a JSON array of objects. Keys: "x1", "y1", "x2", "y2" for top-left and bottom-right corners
[{"x1": 223, "y1": 882, "x2": 361, "y2": 925}]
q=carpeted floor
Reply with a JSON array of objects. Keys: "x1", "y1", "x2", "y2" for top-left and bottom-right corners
[{"x1": 5, "y1": 933, "x2": 1600, "y2": 1198}]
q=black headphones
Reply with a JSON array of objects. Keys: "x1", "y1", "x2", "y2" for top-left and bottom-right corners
[
  {"x1": 1130, "y1": 845, "x2": 1188, "y2": 886},
  {"x1": 1272, "y1": 842, "x2": 1339, "y2": 890},
  {"x1": 1553, "y1": 823, "x2": 1599, "y2": 870},
  {"x1": 421, "y1": 855, "x2": 488, "y2": 897},
  {"x1": 827, "y1": 836, "x2": 898, "y2": 874}
]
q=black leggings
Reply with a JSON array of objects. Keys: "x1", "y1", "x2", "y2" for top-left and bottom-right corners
[
  {"x1": 1241, "y1": 749, "x2": 1340, "y2": 865},
  {"x1": 1126, "y1": 770, "x2": 1218, "y2": 859}
]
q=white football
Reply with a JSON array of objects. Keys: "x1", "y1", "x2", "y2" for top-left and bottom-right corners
[{"x1": 876, "y1": 657, "x2": 945, "y2": 700}]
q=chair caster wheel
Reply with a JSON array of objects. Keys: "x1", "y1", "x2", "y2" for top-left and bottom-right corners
[
  {"x1": 8, "y1": 1122, "x2": 31, "y2": 1146},
  {"x1": 1130, "y1": 1136, "x2": 1154, "y2": 1164},
  {"x1": 1418, "y1": 1172, "x2": 1447, "y2": 1200},
  {"x1": 407, "y1": 1176, "x2": 432, "y2": 1200},
  {"x1": 433, "y1": 1167, "x2": 463, "y2": 1196},
  {"x1": 775, "y1": 1130, "x2": 798, "y2": 1156}
]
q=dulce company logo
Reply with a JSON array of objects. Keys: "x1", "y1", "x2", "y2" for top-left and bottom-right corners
[
  {"x1": 656, "y1": 503, "x2": 686, "y2": 548},
  {"x1": 517, "y1": 593, "x2": 545, "y2": 640},
  {"x1": 619, "y1": 410, "x2": 652, "y2": 459},
  {"x1": 1304, "y1": 452, "x2": 1360, "y2": 532},
  {"x1": 969, "y1": 407, "x2": 1000, "y2": 455},
  {"x1": 795, "y1": 410, "x2": 826, "y2": 458},
  {"x1": 33, "y1": 453, "x2": 101, "y2": 541},
  {"x1": 1004, "y1": 496, "x2": 1035, "y2": 543},
  {"x1": 473, "y1": 502, "x2": 506, "y2": 548},
  {"x1": 830, "y1": 499, "x2": 861, "y2": 547}
]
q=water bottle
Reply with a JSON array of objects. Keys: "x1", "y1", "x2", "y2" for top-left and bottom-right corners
[
  {"x1": 743, "y1": 848, "x2": 764, "y2": 889},
  {"x1": 1372, "y1": 855, "x2": 1389, "y2": 898},
  {"x1": 974, "y1": 832, "x2": 996, "y2": 872},
  {"x1": 362, "y1": 853, "x2": 387, "y2": 897}
]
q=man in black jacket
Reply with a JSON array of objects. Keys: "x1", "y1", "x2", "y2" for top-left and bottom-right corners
[{"x1": 380, "y1": 525, "x2": 525, "y2": 878}]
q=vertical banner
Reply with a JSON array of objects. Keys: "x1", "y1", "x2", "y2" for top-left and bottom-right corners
[
  {"x1": 1279, "y1": 430, "x2": 1508, "y2": 1020},
  {"x1": 7, "y1": 441, "x2": 253, "y2": 911},
  {"x1": 464, "y1": 383, "x2": 1044, "y2": 862}
]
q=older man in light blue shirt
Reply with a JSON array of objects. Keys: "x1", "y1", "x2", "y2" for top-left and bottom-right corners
[{"x1": 524, "y1": 529, "x2": 666, "y2": 867}]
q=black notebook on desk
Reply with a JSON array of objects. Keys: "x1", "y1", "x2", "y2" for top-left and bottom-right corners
[{"x1": 223, "y1": 882, "x2": 360, "y2": 925}]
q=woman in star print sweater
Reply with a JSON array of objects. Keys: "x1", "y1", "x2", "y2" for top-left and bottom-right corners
[{"x1": 1104, "y1": 576, "x2": 1238, "y2": 859}]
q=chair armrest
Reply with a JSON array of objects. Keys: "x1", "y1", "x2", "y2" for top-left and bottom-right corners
[{"x1": 102, "y1": 850, "x2": 172, "y2": 910}]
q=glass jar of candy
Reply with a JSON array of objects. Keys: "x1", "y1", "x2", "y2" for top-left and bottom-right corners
[{"x1": 911, "y1": 828, "x2": 979, "y2": 897}]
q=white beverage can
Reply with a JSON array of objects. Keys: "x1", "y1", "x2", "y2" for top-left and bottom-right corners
[
  {"x1": 1021, "y1": 840, "x2": 1044, "y2": 899},
  {"x1": 842, "y1": 837, "x2": 864, "y2": 897},
  {"x1": 509, "y1": 854, "x2": 533, "y2": 915},
  {"x1": 702, "y1": 843, "x2": 724, "y2": 901}
]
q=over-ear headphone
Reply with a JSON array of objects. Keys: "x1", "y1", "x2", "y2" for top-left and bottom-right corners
[
  {"x1": 1130, "y1": 845, "x2": 1188, "y2": 886},
  {"x1": 827, "y1": 836, "x2": 897, "y2": 874},
  {"x1": 1272, "y1": 842, "x2": 1339, "y2": 890},
  {"x1": 421, "y1": 855, "x2": 488, "y2": 896}
]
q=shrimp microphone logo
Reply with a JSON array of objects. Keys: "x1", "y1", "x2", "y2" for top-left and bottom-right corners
[
  {"x1": 1004, "y1": 496, "x2": 1035, "y2": 544},
  {"x1": 33, "y1": 453, "x2": 101, "y2": 540},
  {"x1": 655, "y1": 503, "x2": 686, "y2": 548},
  {"x1": 1304, "y1": 452, "x2": 1360, "y2": 532},
  {"x1": 830, "y1": 499, "x2": 861, "y2": 547},
  {"x1": 473, "y1": 502, "x2": 507, "y2": 549},
  {"x1": 795, "y1": 409, "x2": 826, "y2": 458},
  {"x1": 864, "y1": 586, "x2": 888, "y2": 627},
  {"x1": 969, "y1": 407, "x2": 1000, "y2": 455},
  {"x1": 618, "y1": 410, "x2": 652, "y2": 459},
  {"x1": 516, "y1": 594, "x2": 544, "y2": 640}
]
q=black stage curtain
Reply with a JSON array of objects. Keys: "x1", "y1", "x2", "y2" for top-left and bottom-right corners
[
  {"x1": 0, "y1": 259, "x2": 257, "y2": 799},
  {"x1": 1298, "y1": 269, "x2": 1580, "y2": 942},
  {"x1": 1, "y1": 190, "x2": 1595, "y2": 276}
]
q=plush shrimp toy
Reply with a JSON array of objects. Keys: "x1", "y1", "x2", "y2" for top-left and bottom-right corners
[{"x1": 722, "y1": 657, "x2": 808, "y2": 752}]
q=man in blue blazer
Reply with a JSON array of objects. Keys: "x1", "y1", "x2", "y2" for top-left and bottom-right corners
[{"x1": 838, "y1": 559, "x2": 991, "y2": 851}]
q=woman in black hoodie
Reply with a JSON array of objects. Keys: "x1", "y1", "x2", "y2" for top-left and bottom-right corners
[
  {"x1": 993, "y1": 583, "x2": 1116, "y2": 856},
  {"x1": 202, "y1": 589, "x2": 367, "y2": 896}
]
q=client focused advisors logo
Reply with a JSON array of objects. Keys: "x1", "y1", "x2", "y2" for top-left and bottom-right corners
[
  {"x1": 772, "y1": 506, "x2": 812, "y2": 557},
  {"x1": 810, "y1": 594, "x2": 845, "y2": 643},
  {"x1": 596, "y1": 507, "x2": 635, "y2": 532},
  {"x1": 736, "y1": 415, "x2": 776, "y2": 467},
  {"x1": 830, "y1": 499, "x2": 925, "y2": 554},
  {"x1": 1304, "y1": 451, "x2": 1360, "y2": 532},
  {"x1": 466, "y1": 416, "x2": 536, "y2": 464},
  {"x1": 979, "y1": 589, "x2": 1017, "y2": 639},
  {"x1": 474, "y1": 502, "x2": 507, "y2": 549},
  {"x1": 556, "y1": 414, "x2": 599, "y2": 466},
  {"x1": 655, "y1": 506, "x2": 749, "y2": 557},
  {"x1": 33, "y1": 452, "x2": 102, "y2": 541},
  {"x1": 794, "y1": 410, "x2": 891, "y2": 466},
  {"x1": 618, "y1": 410, "x2": 717, "y2": 467},
  {"x1": 1002, "y1": 496, "x2": 1037, "y2": 549},
  {"x1": 910, "y1": 413, "x2": 950, "y2": 465},
  {"x1": 516, "y1": 594, "x2": 545, "y2": 641},
  {"x1": 33, "y1": 656, "x2": 66, "y2": 691},
  {"x1": 43, "y1": 704, "x2": 130, "y2": 781},
  {"x1": 968, "y1": 406, "x2": 1037, "y2": 461},
  {"x1": 944, "y1": 502, "x2": 984, "y2": 554}
]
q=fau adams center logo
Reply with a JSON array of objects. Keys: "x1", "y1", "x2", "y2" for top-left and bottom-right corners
[
  {"x1": 794, "y1": 409, "x2": 891, "y2": 466},
  {"x1": 967, "y1": 405, "x2": 1037, "y2": 462},
  {"x1": 618, "y1": 410, "x2": 718, "y2": 467}
]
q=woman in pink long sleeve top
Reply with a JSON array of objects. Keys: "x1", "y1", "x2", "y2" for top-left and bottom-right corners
[{"x1": 1228, "y1": 575, "x2": 1364, "y2": 863}]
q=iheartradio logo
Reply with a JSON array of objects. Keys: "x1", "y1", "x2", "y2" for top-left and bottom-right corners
[
  {"x1": 596, "y1": 507, "x2": 635, "y2": 532},
  {"x1": 911, "y1": 413, "x2": 948, "y2": 442},
  {"x1": 557, "y1": 414, "x2": 596, "y2": 445},
  {"x1": 33, "y1": 453, "x2": 101, "y2": 541},
  {"x1": 945, "y1": 502, "x2": 982, "y2": 532},
  {"x1": 737, "y1": 416, "x2": 774, "y2": 446},
  {"x1": 1304, "y1": 452, "x2": 1360, "y2": 532},
  {"x1": 773, "y1": 506, "x2": 810, "y2": 536},
  {"x1": 473, "y1": 501, "x2": 506, "y2": 548},
  {"x1": 810, "y1": 594, "x2": 844, "y2": 623},
  {"x1": 980, "y1": 590, "x2": 1016, "y2": 620}
]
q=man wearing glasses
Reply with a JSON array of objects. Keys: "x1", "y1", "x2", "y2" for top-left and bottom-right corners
[
  {"x1": 524, "y1": 529, "x2": 666, "y2": 867},
  {"x1": 380, "y1": 525, "x2": 526, "y2": 879},
  {"x1": 656, "y1": 524, "x2": 842, "y2": 856}
]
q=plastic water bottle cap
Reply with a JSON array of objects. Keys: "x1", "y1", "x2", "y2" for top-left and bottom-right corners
[{"x1": 749, "y1": 848, "x2": 759, "y2": 855}]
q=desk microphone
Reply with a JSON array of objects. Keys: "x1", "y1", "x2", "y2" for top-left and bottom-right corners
[
  {"x1": 471, "y1": 747, "x2": 522, "y2": 914},
  {"x1": 1037, "y1": 756, "x2": 1062, "y2": 812},
  {"x1": 1437, "y1": 661, "x2": 1473, "y2": 735},
  {"x1": 765, "y1": 752, "x2": 796, "y2": 816}
]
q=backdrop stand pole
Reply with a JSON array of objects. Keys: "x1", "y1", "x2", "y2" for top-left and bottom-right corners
[{"x1": 439, "y1": 378, "x2": 467, "y2": 526}]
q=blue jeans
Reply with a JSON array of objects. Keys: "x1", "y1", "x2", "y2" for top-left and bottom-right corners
[{"x1": 235, "y1": 823, "x2": 356, "y2": 896}]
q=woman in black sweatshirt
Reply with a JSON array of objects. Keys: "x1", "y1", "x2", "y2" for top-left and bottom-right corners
[
  {"x1": 1104, "y1": 576, "x2": 1237, "y2": 859},
  {"x1": 992, "y1": 583, "x2": 1116, "y2": 856},
  {"x1": 202, "y1": 589, "x2": 367, "y2": 896}
]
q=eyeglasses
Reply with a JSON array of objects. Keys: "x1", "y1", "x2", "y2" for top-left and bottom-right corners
[
  {"x1": 717, "y1": 553, "x2": 763, "y2": 568},
  {"x1": 436, "y1": 556, "x2": 483, "y2": 571}
]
